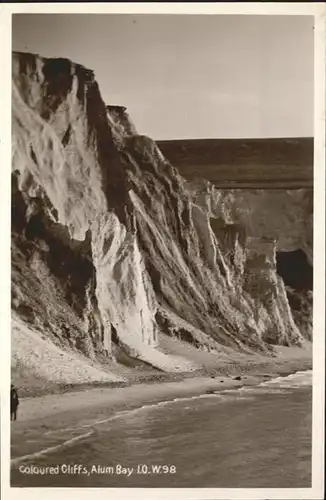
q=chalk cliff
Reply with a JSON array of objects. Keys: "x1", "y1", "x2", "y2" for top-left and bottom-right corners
[{"x1": 11, "y1": 52, "x2": 311, "y2": 386}]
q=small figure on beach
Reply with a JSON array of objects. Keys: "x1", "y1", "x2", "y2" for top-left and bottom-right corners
[{"x1": 11, "y1": 384, "x2": 19, "y2": 421}]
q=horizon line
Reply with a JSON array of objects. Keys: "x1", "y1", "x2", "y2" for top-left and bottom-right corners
[{"x1": 155, "y1": 136, "x2": 313, "y2": 142}]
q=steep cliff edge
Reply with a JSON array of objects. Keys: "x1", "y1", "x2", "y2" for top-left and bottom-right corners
[
  {"x1": 187, "y1": 181, "x2": 313, "y2": 339},
  {"x1": 11, "y1": 52, "x2": 310, "y2": 387}
]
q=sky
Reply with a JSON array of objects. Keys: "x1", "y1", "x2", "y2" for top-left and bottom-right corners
[{"x1": 12, "y1": 14, "x2": 314, "y2": 140}]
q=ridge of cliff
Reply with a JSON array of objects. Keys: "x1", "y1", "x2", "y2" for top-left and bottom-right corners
[
  {"x1": 11, "y1": 52, "x2": 309, "y2": 387},
  {"x1": 186, "y1": 179, "x2": 313, "y2": 338}
]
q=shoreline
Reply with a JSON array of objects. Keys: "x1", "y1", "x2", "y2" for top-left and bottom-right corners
[
  {"x1": 11, "y1": 369, "x2": 313, "y2": 487},
  {"x1": 16, "y1": 345, "x2": 312, "y2": 419},
  {"x1": 14, "y1": 348, "x2": 312, "y2": 425},
  {"x1": 11, "y1": 347, "x2": 312, "y2": 462},
  {"x1": 15, "y1": 342, "x2": 313, "y2": 398}
]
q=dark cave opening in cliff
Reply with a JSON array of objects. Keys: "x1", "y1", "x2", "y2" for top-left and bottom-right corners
[{"x1": 276, "y1": 249, "x2": 313, "y2": 291}]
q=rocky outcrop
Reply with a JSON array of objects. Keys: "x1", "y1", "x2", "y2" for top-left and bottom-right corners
[
  {"x1": 186, "y1": 180, "x2": 313, "y2": 338},
  {"x1": 11, "y1": 52, "x2": 309, "y2": 383},
  {"x1": 187, "y1": 181, "x2": 313, "y2": 261}
]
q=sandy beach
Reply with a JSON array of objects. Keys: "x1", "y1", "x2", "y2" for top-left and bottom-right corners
[{"x1": 11, "y1": 344, "x2": 312, "y2": 465}]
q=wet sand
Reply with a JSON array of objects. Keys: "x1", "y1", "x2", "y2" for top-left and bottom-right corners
[
  {"x1": 12, "y1": 385, "x2": 312, "y2": 488},
  {"x1": 11, "y1": 345, "x2": 312, "y2": 466}
]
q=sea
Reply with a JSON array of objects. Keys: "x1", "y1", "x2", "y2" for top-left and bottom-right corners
[{"x1": 11, "y1": 370, "x2": 312, "y2": 488}]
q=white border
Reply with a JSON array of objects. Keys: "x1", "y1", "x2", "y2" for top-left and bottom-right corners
[{"x1": 1, "y1": 3, "x2": 325, "y2": 500}]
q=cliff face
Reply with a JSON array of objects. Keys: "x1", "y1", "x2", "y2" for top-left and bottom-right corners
[
  {"x1": 11, "y1": 52, "x2": 310, "y2": 385},
  {"x1": 187, "y1": 181, "x2": 313, "y2": 339},
  {"x1": 189, "y1": 182, "x2": 313, "y2": 262}
]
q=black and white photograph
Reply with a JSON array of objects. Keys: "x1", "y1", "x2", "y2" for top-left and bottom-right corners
[{"x1": 1, "y1": 3, "x2": 325, "y2": 499}]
